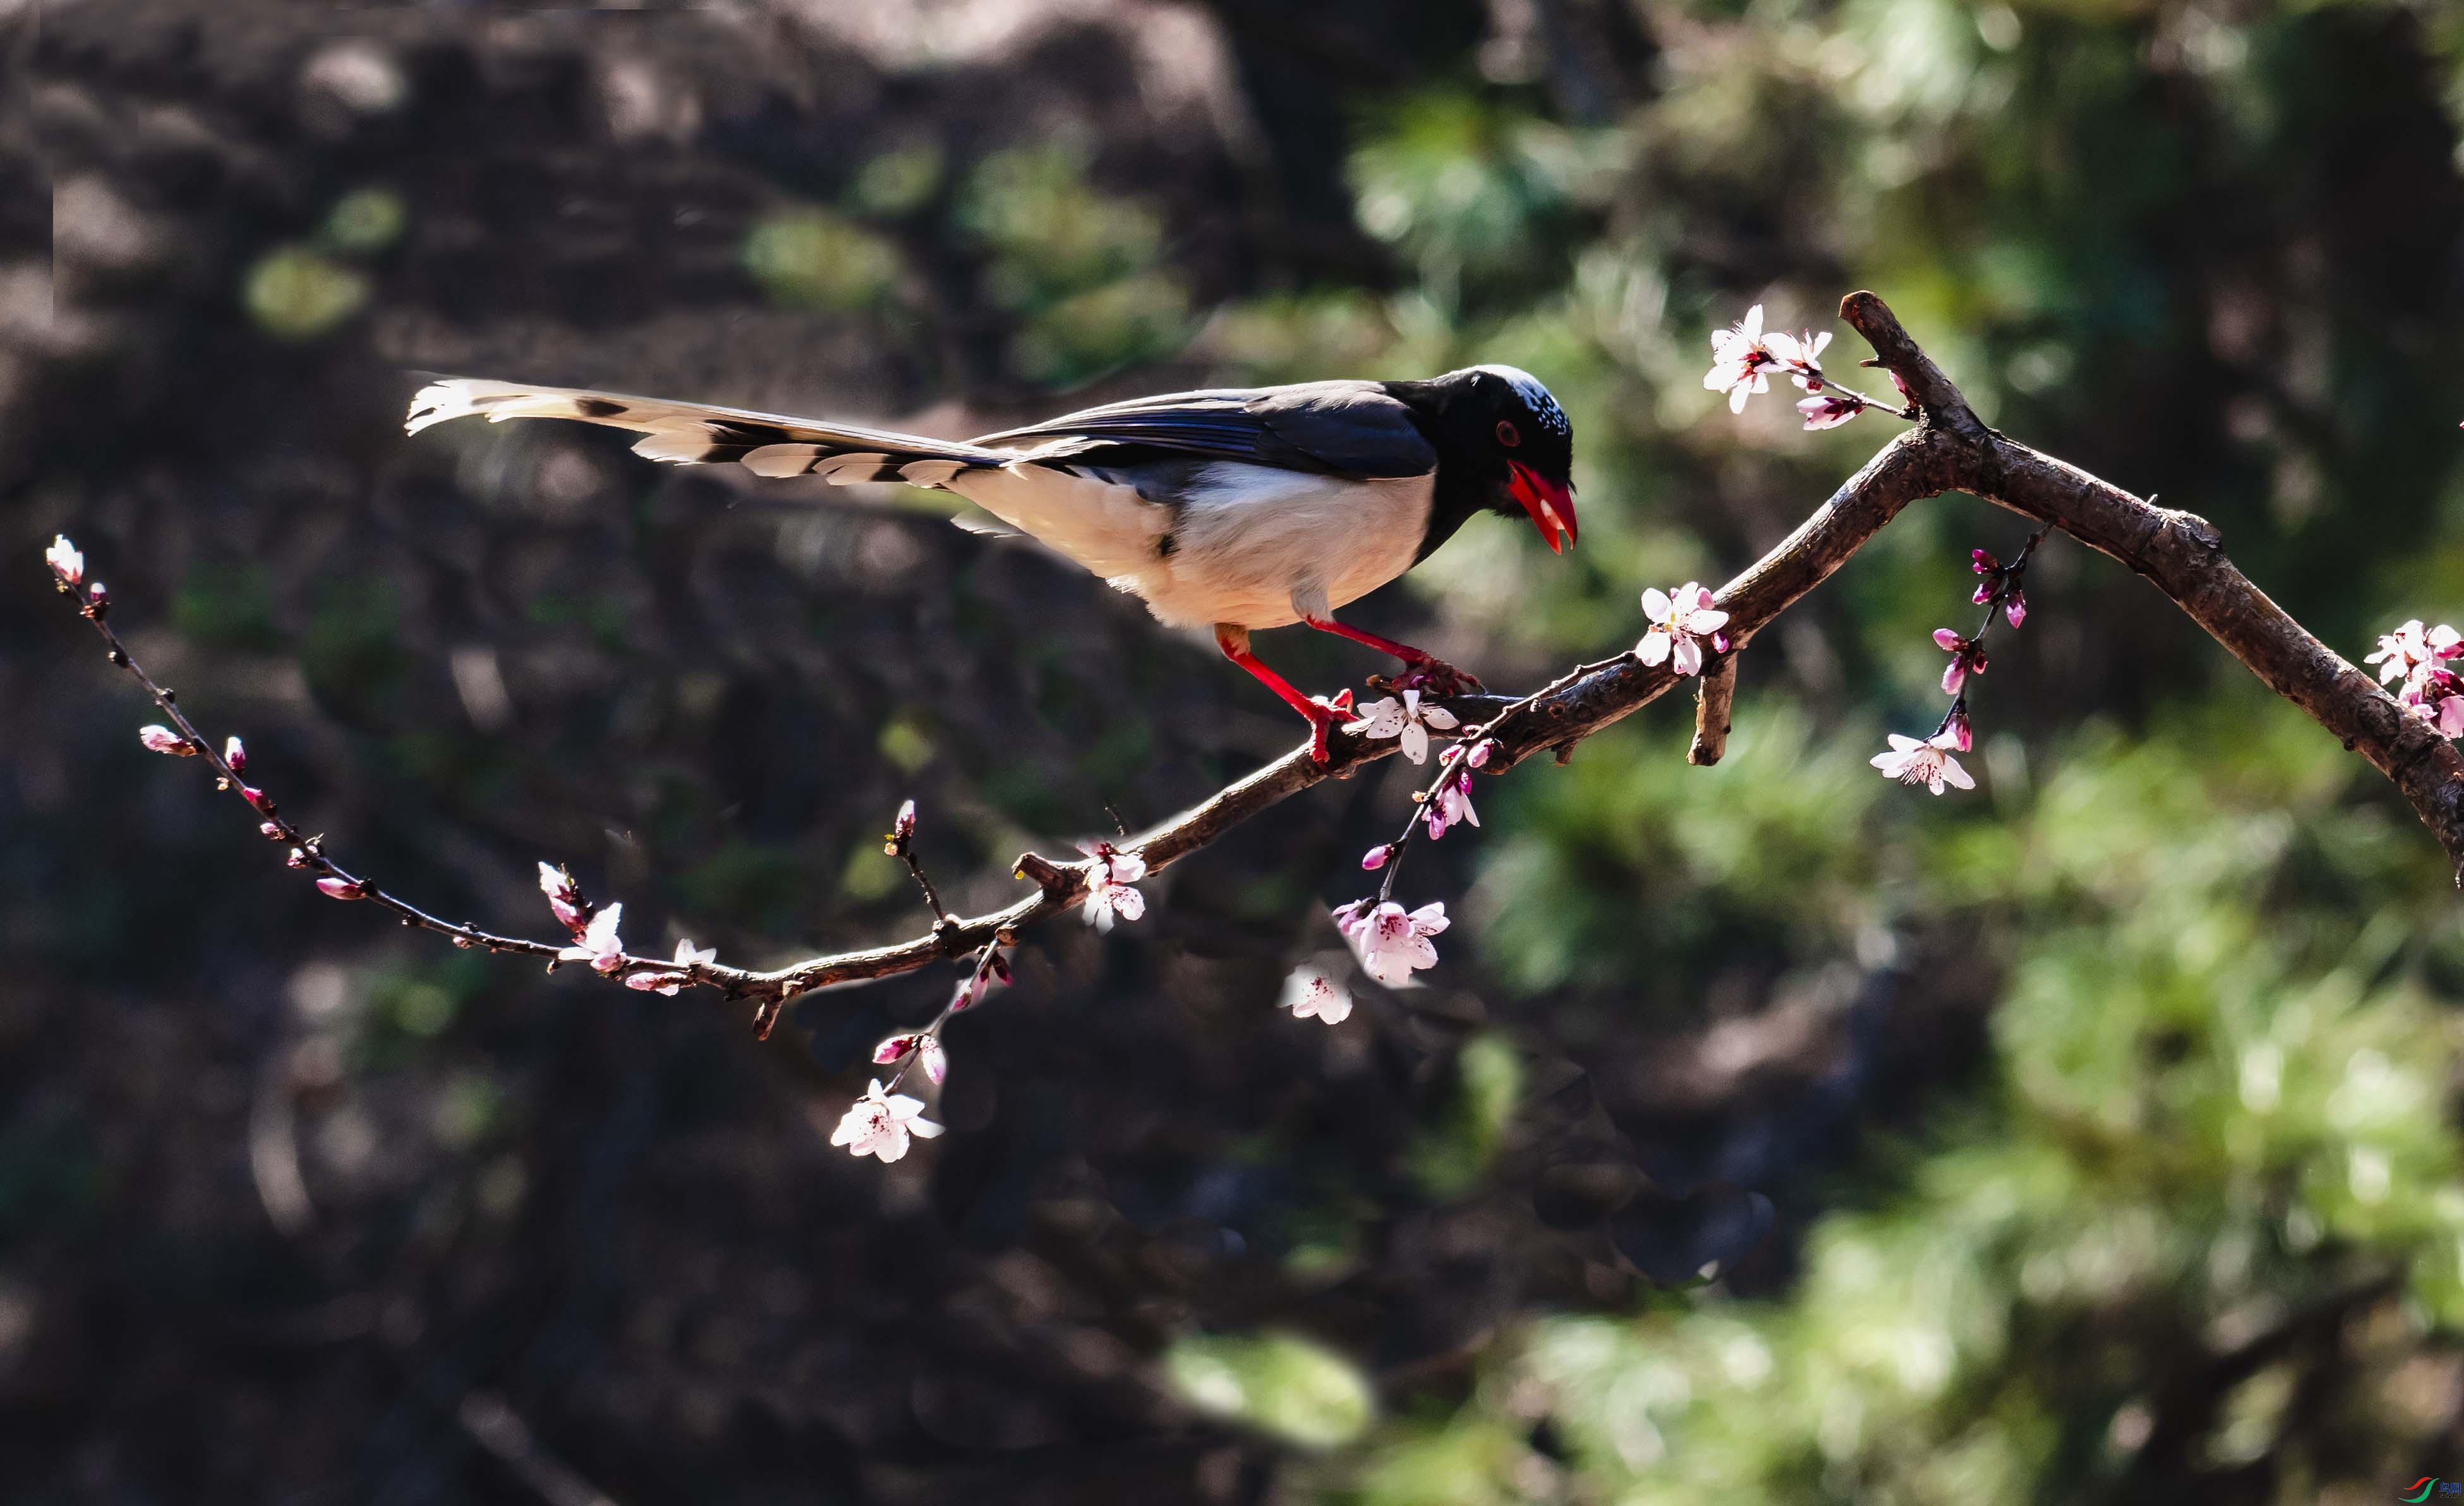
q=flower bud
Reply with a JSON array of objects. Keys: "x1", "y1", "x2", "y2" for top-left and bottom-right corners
[
  {"x1": 286, "y1": 847, "x2": 310, "y2": 869},
  {"x1": 919, "y1": 1035, "x2": 948, "y2": 1085},
  {"x1": 2004, "y1": 591, "x2": 2027, "y2": 629},
  {"x1": 873, "y1": 1033, "x2": 920, "y2": 1064},
  {"x1": 1362, "y1": 843, "x2": 1391, "y2": 871},
  {"x1": 45, "y1": 535, "x2": 83, "y2": 587},
  {"x1": 1947, "y1": 706, "x2": 1974, "y2": 753},
  {"x1": 1466, "y1": 740, "x2": 1494, "y2": 768},
  {"x1": 138, "y1": 725, "x2": 193, "y2": 756},
  {"x1": 241, "y1": 786, "x2": 275, "y2": 814},
  {"x1": 315, "y1": 877, "x2": 366, "y2": 900},
  {"x1": 83, "y1": 581, "x2": 109, "y2": 617},
  {"x1": 260, "y1": 821, "x2": 284, "y2": 840},
  {"x1": 224, "y1": 735, "x2": 246, "y2": 773}
]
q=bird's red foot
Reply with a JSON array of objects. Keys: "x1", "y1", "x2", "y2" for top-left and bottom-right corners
[
  {"x1": 1377, "y1": 658, "x2": 1485, "y2": 698},
  {"x1": 1301, "y1": 689, "x2": 1355, "y2": 762}
]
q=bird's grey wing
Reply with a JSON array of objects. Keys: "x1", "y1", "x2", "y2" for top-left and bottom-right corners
[{"x1": 973, "y1": 381, "x2": 1437, "y2": 479}]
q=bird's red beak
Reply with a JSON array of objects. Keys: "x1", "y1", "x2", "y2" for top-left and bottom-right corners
[{"x1": 1508, "y1": 462, "x2": 1577, "y2": 554}]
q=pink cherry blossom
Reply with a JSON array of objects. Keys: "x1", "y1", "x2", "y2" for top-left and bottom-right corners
[
  {"x1": 1362, "y1": 844, "x2": 1392, "y2": 871},
  {"x1": 1870, "y1": 732, "x2": 1975, "y2": 796},
  {"x1": 315, "y1": 877, "x2": 366, "y2": 900},
  {"x1": 538, "y1": 862, "x2": 587, "y2": 933},
  {"x1": 624, "y1": 938, "x2": 715, "y2": 995},
  {"x1": 1343, "y1": 688, "x2": 1458, "y2": 765},
  {"x1": 2367, "y1": 620, "x2": 2463, "y2": 685},
  {"x1": 1637, "y1": 583, "x2": 1729, "y2": 677},
  {"x1": 1797, "y1": 394, "x2": 1862, "y2": 430},
  {"x1": 1704, "y1": 304, "x2": 1777, "y2": 414},
  {"x1": 138, "y1": 725, "x2": 193, "y2": 756},
  {"x1": 45, "y1": 535, "x2": 82, "y2": 586},
  {"x1": 1077, "y1": 840, "x2": 1147, "y2": 931},
  {"x1": 557, "y1": 902, "x2": 626, "y2": 974},
  {"x1": 1766, "y1": 327, "x2": 1832, "y2": 390},
  {"x1": 830, "y1": 1079, "x2": 943, "y2": 1162},
  {"x1": 1338, "y1": 899, "x2": 1450, "y2": 988},
  {"x1": 1933, "y1": 630, "x2": 1987, "y2": 694},
  {"x1": 1423, "y1": 769, "x2": 1479, "y2": 840},
  {"x1": 1279, "y1": 964, "x2": 1352, "y2": 1025}
]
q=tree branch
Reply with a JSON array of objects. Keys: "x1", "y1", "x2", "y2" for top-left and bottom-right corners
[{"x1": 67, "y1": 290, "x2": 2464, "y2": 1040}]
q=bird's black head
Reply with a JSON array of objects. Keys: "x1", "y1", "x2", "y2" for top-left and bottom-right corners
[{"x1": 1391, "y1": 364, "x2": 1578, "y2": 555}]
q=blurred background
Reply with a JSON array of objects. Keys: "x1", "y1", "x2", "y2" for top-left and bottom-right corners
[{"x1": 11, "y1": 0, "x2": 2464, "y2": 1500}]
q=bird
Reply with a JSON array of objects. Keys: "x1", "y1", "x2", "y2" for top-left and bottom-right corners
[{"x1": 405, "y1": 365, "x2": 1578, "y2": 761}]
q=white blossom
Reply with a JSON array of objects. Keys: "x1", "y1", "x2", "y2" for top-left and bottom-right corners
[
  {"x1": 1279, "y1": 964, "x2": 1352, "y2": 1024},
  {"x1": 557, "y1": 901, "x2": 626, "y2": 974},
  {"x1": 1636, "y1": 582, "x2": 1729, "y2": 677},
  {"x1": 625, "y1": 938, "x2": 716, "y2": 994},
  {"x1": 1078, "y1": 840, "x2": 1147, "y2": 931},
  {"x1": 137, "y1": 725, "x2": 193, "y2": 756},
  {"x1": 1869, "y1": 732, "x2": 1975, "y2": 796},
  {"x1": 1343, "y1": 687, "x2": 1459, "y2": 765},
  {"x1": 1336, "y1": 899, "x2": 1450, "y2": 988},
  {"x1": 1766, "y1": 327, "x2": 1832, "y2": 390},
  {"x1": 45, "y1": 535, "x2": 83, "y2": 586},
  {"x1": 537, "y1": 862, "x2": 585, "y2": 932},
  {"x1": 830, "y1": 1078, "x2": 943, "y2": 1162},
  {"x1": 1704, "y1": 304, "x2": 1777, "y2": 414}
]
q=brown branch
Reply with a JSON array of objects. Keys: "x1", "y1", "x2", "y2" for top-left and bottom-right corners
[
  {"x1": 1689, "y1": 651, "x2": 1739, "y2": 766},
  {"x1": 67, "y1": 290, "x2": 2464, "y2": 1042}
]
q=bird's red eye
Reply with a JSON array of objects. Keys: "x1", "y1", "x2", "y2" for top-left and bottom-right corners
[{"x1": 1495, "y1": 420, "x2": 1521, "y2": 447}]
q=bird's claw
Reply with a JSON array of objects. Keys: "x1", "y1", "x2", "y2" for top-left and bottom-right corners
[
  {"x1": 1301, "y1": 689, "x2": 1353, "y2": 764},
  {"x1": 1374, "y1": 659, "x2": 1485, "y2": 698}
]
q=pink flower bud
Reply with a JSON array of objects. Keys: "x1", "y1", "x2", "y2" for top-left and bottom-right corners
[
  {"x1": 895, "y1": 799, "x2": 916, "y2": 838},
  {"x1": 1932, "y1": 628, "x2": 1964, "y2": 652},
  {"x1": 874, "y1": 1033, "x2": 920, "y2": 1064},
  {"x1": 1796, "y1": 394, "x2": 1862, "y2": 430},
  {"x1": 1972, "y1": 549, "x2": 2000, "y2": 575},
  {"x1": 224, "y1": 735, "x2": 246, "y2": 773},
  {"x1": 287, "y1": 847, "x2": 310, "y2": 869},
  {"x1": 919, "y1": 1035, "x2": 948, "y2": 1085},
  {"x1": 83, "y1": 581, "x2": 109, "y2": 615},
  {"x1": 1947, "y1": 707, "x2": 1974, "y2": 752},
  {"x1": 315, "y1": 877, "x2": 366, "y2": 901},
  {"x1": 260, "y1": 821, "x2": 284, "y2": 840},
  {"x1": 241, "y1": 786, "x2": 274, "y2": 814},
  {"x1": 138, "y1": 725, "x2": 191, "y2": 756},
  {"x1": 2003, "y1": 592, "x2": 2027, "y2": 629},
  {"x1": 1362, "y1": 844, "x2": 1391, "y2": 871},
  {"x1": 1466, "y1": 740, "x2": 1494, "y2": 769}
]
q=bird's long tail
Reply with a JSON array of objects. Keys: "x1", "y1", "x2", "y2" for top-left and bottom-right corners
[{"x1": 404, "y1": 378, "x2": 1010, "y2": 489}]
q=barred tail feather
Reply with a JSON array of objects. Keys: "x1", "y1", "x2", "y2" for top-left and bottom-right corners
[
  {"x1": 404, "y1": 378, "x2": 1008, "y2": 485},
  {"x1": 404, "y1": 376, "x2": 1173, "y2": 579}
]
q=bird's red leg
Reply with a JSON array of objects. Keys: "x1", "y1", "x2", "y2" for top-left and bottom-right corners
[
  {"x1": 1216, "y1": 624, "x2": 1350, "y2": 763},
  {"x1": 1303, "y1": 615, "x2": 1485, "y2": 696}
]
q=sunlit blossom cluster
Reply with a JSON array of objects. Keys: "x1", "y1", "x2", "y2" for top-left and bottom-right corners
[
  {"x1": 2367, "y1": 620, "x2": 2464, "y2": 736},
  {"x1": 1703, "y1": 304, "x2": 1885, "y2": 430}
]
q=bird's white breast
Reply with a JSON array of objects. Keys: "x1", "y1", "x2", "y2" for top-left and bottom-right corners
[{"x1": 1121, "y1": 463, "x2": 1434, "y2": 630}]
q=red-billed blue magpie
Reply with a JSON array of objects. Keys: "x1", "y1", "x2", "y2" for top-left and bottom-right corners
[{"x1": 407, "y1": 366, "x2": 1578, "y2": 759}]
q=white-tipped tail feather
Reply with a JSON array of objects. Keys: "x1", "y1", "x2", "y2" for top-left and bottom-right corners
[{"x1": 405, "y1": 376, "x2": 1171, "y2": 582}]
